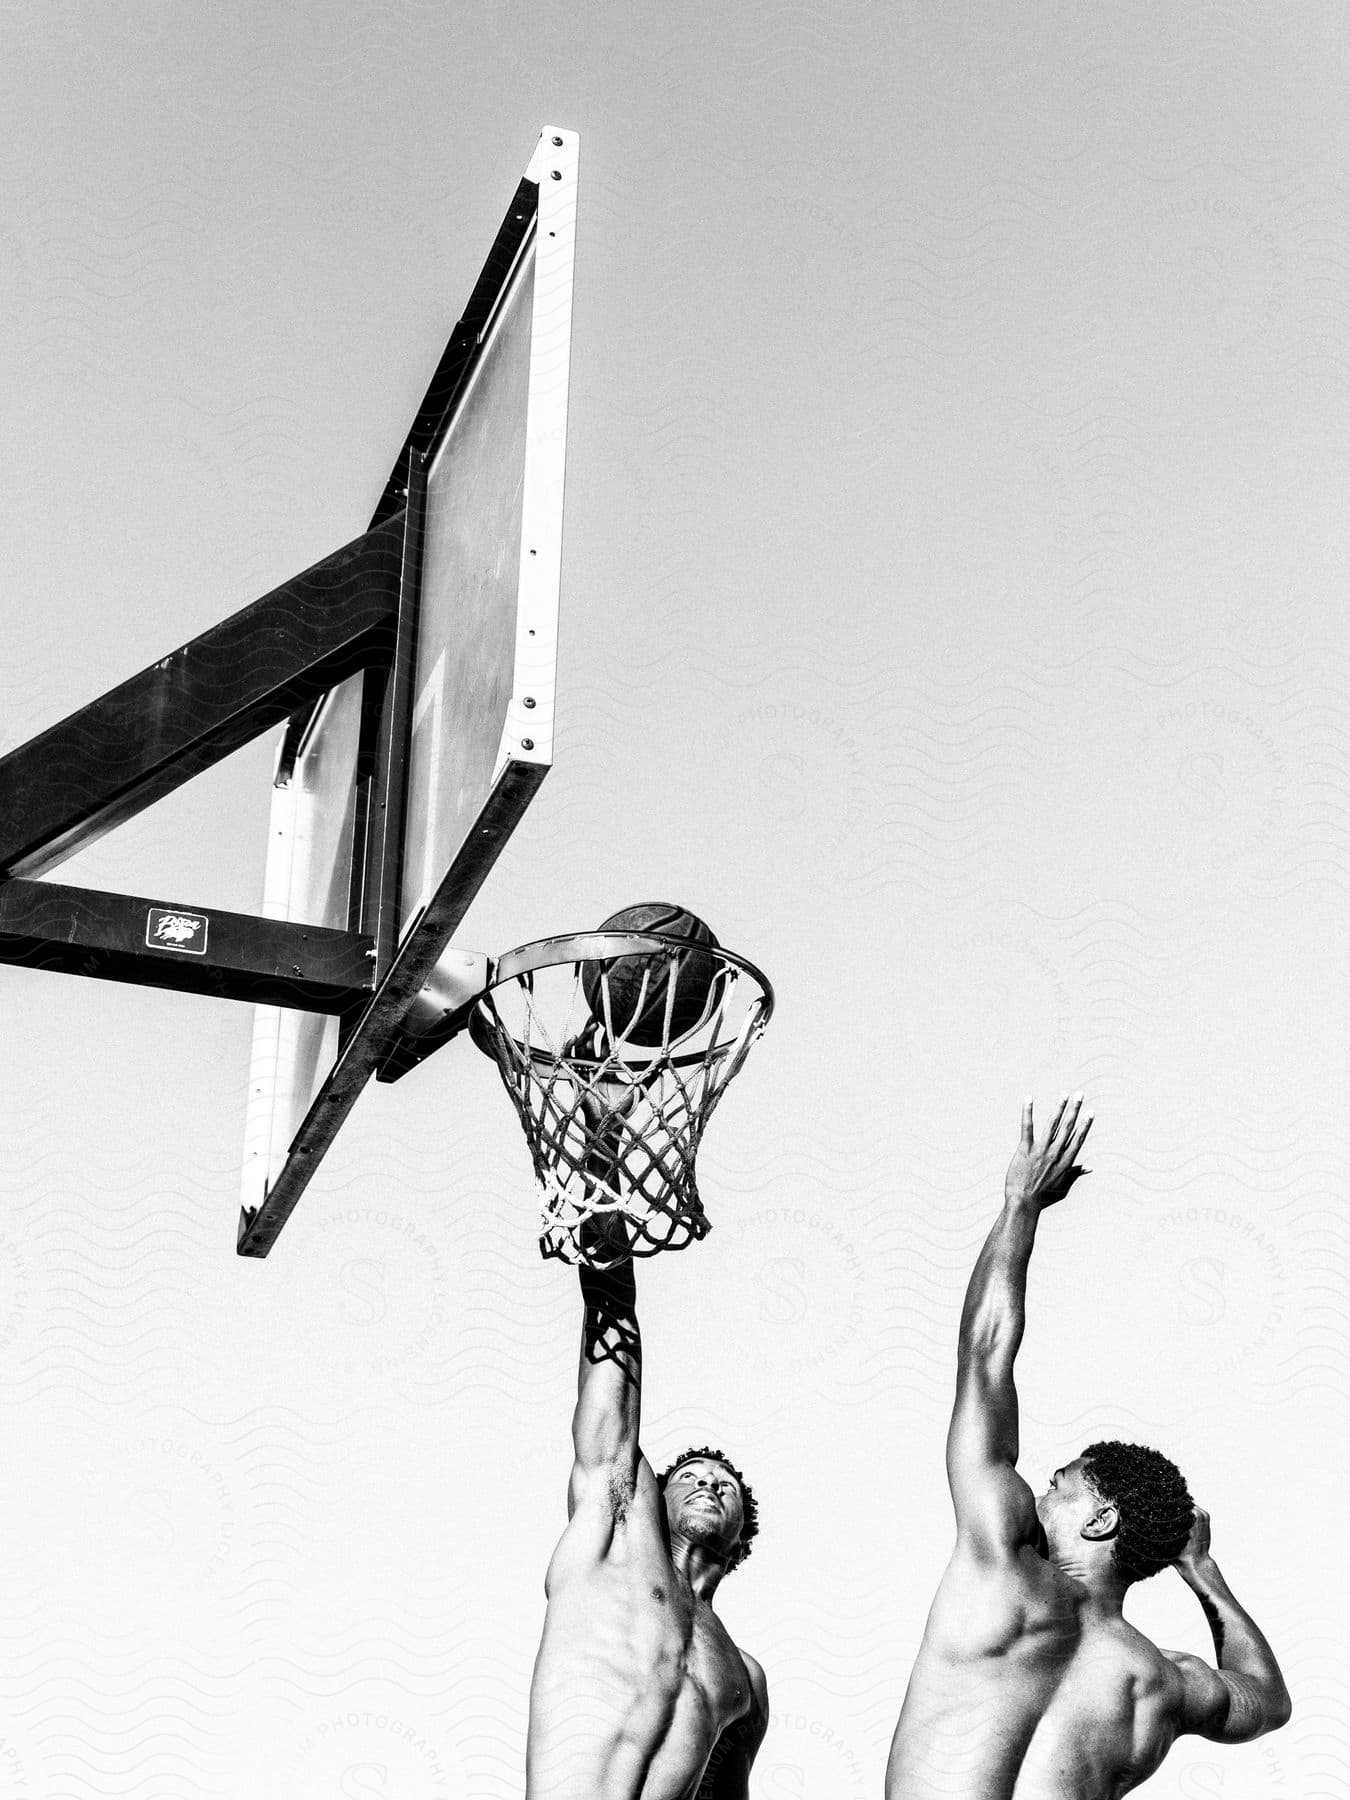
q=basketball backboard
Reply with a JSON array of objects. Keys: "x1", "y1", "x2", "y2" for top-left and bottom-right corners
[{"x1": 238, "y1": 127, "x2": 578, "y2": 1256}]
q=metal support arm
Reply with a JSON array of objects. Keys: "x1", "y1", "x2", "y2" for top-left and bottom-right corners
[
  {"x1": 0, "y1": 517, "x2": 405, "y2": 879},
  {"x1": 0, "y1": 875, "x2": 373, "y2": 1012}
]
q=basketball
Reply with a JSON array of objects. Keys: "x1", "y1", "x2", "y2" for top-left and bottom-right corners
[{"x1": 582, "y1": 903, "x2": 721, "y2": 1046}]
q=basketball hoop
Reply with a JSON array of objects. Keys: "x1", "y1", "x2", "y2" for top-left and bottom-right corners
[{"x1": 468, "y1": 932, "x2": 774, "y2": 1269}]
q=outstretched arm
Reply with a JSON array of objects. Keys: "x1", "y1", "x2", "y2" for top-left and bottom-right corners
[
  {"x1": 946, "y1": 1094, "x2": 1092, "y2": 1555},
  {"x1": 1169, "y1": 1509, "x2": 1292, "y2": 1743},
  {"x1": 569, "y1": 1246, "x2": 642, "y2": 1520}
]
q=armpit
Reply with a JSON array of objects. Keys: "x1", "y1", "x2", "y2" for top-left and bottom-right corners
[{"x1": 607, "y1": 1464, "x2": 635, "y2": 1524}]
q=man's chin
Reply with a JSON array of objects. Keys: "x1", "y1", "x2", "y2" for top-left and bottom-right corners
[{"x1": 681, "y1": 1512, "x2": 732, "y2": 1549}]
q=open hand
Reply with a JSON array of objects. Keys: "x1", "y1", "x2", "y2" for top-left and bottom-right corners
[{"x1": 1005, "y1": 1094, "x2": 1093, "y2": 1210}]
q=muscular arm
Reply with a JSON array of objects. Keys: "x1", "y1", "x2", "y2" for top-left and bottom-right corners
[
  {"x1": 568, "y1": 1254, "x2": 642, "y2": 1520},
  {"x1": 946, "y1": 1096, "x2": 1092, "y2": 1554},
  {"x1": 1169, "y1": 1511, "x2": 1292, "y2": 1743},
  {"x1": 947, "y1": 1196, "x2": 1040, "y2": 1548},
  {"x1": 566, "y1": 1075, "x2": 645, "y2": 1522}
]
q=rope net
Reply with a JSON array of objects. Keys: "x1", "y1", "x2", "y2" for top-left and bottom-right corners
[{"x1": 469, "y1": 937, "x2": 772, "y2": 1269}]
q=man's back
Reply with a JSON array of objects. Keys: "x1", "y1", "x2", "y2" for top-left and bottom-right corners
[
  {"x1": 1015, "y1": 1605, "x2": 1185, "y2": 1799},
  {"x1": 889, "y1": 1544, "x2": 1186, "y2": 1800}
]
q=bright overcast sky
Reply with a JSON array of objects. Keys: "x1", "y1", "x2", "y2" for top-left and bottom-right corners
[{"x1": 0, "y1": 5, "x2": 1343, "y2": 1796}]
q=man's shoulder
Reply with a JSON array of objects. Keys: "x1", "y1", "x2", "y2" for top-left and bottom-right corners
[
  {"x1": 921, "y1": 1539, "x2": 1081, "y2": 1658},
  {"x1": 548, "y1": 1452, "x2": 666, "y2": 1589},
  {"x1": 738, "y1": 1648, "x2": 769, "y2": 1724},
  {"x1": 946, "y1": 1528, "x2": 1064, "y2": 1592},
  {"x1": 1081, "y1": 1615, "x2": 1184, "y2": 1685},
  {"x1": 1155, "y1": 1647, "x2": 1221, "y2": 1723},
  {"x1": 569, "y1": 1446, "x2": 661, "y2": 1519}
]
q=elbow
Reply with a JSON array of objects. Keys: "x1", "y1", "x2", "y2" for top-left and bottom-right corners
[
  {"x1": 957, "y1": 1333, "x2": 1015, "y2": 1381},
  {"x1": 1267, "y1": 1688, "x2": 1293, "y2": 1732},
  {"x1": 959, "y1": 1300, "x2": 1021, "y2": 1369},
  {"x1": 1243, "y1": 1684, "x2": 1292, "y2": 1738}
]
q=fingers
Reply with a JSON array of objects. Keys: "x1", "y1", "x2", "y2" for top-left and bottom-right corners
[
  {"x1": 1048, "y1": 1092, "x2": 1083, "y2": 1158},
  {"x1": 1058, "y1": 1094, "x2": 1091, "y2": 1148},
  {"x1": 1044, "y1": 1092, "x2": 1069, "y2": 1145},
  {"x1": 1021, "y1": 1091, "x2": 1094, "y2": 1193},
  {"x1": 1066, "y1": 1112, "x2": 1094, "y2": 1166}
]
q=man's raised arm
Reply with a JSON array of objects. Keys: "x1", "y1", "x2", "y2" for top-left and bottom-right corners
[
  {"x1": 568, "y1": 1251, "x2": 642, "y2": 1521},
  {"x1": 1169, "y1": 1508, "x2": 1292, "y2": 1744},
  {"x1": 946, "y1": 1094, "x2": 1092, "y2": 1555}
]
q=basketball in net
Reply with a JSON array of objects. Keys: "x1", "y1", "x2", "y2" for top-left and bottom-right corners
[
  {"x1": 580, "y1": 902, "x2": 722, "y2": 1046},
  {"x1": 468, "y1": 924, "x2": 774, "y2": 1269}
]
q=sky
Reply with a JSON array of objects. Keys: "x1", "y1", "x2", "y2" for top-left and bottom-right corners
[{"x1": 0, "y1": 4, "x2": 1346, "y2": 1796}]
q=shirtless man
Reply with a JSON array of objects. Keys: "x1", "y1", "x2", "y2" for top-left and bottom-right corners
[
  {"x1": 526, "y1": 1249, "x2": 768, "y2": 1798},
  {"x1": 887, "y1": 1094, "x2": 1291, "y2": 1799}
]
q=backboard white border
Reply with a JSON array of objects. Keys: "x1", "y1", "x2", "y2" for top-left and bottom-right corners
[{"x1": 501, "y1": 126, "x2": 578, "y2": 777}]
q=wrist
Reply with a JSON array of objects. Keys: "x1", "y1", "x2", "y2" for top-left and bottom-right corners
[
  {"x1": 1178, "y1": 1551, "x2": 1218, "y2": 1586},
  {"x1": 580, "y1": 1257, "x2": 635, "y2": 1299}
]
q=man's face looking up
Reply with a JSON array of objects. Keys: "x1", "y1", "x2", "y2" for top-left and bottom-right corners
[{"x1": 664, "y1": 1459, "x2": 745, "y2": 1557}]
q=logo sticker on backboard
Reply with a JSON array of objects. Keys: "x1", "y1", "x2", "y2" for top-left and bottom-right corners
[{"x1": 146, "y1": 907, "x2": 209, "y2": 955}]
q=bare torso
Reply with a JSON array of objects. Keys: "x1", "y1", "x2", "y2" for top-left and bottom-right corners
[
  {"x1": 887, "y1": 1545, "x2": 1186, "y2": 1800},
  {"x1": 528, "y1": 1461, "x2": 763, "y2": 1800}
]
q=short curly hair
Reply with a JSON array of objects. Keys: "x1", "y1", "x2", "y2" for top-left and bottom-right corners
[
  {"x1": 1080, "y1": 1440, "x2": 1194, "y2": 1584},
  {"x1": 657, "y1": 1446, "x2": 760, "y2": 1572}
]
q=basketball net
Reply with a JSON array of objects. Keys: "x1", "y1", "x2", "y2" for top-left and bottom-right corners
[{"x1": 468, "y1": 932, "x2": 774, "y2": 1269}]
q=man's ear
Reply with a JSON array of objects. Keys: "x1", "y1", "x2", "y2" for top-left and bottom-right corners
[{"x1": 1080, "y1": 1503, "x2": 1119, "y2": 1543}]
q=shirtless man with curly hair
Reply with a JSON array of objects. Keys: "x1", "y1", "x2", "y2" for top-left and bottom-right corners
[
  {"x1": 526, "y1": 1246, "x2": 768, "y2": 1799},
  {"x1": 887, "y1": 1095, "x2": 1291, "y2": 1799}
]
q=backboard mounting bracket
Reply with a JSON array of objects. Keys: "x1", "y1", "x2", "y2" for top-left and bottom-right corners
[
  {"x1": 0, "y1": 521, "x2": 403, "y2": 1009},
  {"x1": 0, "y1": 522, "x2": 404, "y2": 881}
]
